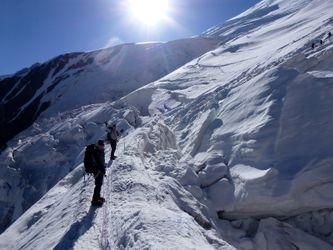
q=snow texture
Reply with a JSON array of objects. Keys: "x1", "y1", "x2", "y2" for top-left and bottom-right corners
[{"x1": 1, "y1": 0, "x2": 333, "y2": 249}]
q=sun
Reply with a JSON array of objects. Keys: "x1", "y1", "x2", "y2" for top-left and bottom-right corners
[{"x1": 129, "y1": 0, "x2": 169, "y2": 26}]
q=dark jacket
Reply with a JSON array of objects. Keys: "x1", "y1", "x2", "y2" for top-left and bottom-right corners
[{"x1": 91, "y1": 145, "x2": 106, "y2": 174}]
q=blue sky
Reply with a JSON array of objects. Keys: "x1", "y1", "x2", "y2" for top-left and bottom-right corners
[{"x1": 0, "y1": 0, "x2": 259, "y2": 75}]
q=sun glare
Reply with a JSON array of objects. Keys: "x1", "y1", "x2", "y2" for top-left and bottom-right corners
[{"x1": 129, "y1": 0, "x2": 169, "y2": 26}]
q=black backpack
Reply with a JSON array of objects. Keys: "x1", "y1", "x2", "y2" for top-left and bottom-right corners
[{"x1": 84, "y1": 144, "x2": 96, "y2": 174}]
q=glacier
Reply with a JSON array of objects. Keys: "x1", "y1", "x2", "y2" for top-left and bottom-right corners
[{"x1": 1, "y1": 0, "x2": 333, "y2": 249}]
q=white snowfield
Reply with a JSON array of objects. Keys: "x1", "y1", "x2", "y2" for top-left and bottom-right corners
[
  {"x1": 1, "y1": 0, "x2": 333, "y2": 249},
  {"x1": 37, "y1": 37, "x2": 219, "y2": 118}
]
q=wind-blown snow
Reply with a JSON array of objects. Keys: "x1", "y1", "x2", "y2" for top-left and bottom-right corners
[{"x1": 1, "y1": 0, "x2": 333, "y2": 249}]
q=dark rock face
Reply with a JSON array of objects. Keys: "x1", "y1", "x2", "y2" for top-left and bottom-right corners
[{"x1": 0, "y1": 53, "x2": 83, "y2": 149}]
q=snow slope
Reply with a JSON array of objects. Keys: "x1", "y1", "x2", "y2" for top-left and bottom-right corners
[
  {"x1": 118, "y1": 0, "x2": 333, "y2": 246},
  {"x1": 0, "y1": 37, "x2": 218, "y2": 149},
  {"x1": 0, "y1": 120, "x2": 235, "y2": 249},
  {"x1": 0, "y1": 38, "x2": 218, "y2": 231},
  {"x1": 0, "y1": 37, "x2": 219, "y2": 233},
  {"x1": 1, "y1": 0, "x2": 333, "y2": 249},
  {"x1": 0, "y1": 103, "x2": 138, "y2": 233}
]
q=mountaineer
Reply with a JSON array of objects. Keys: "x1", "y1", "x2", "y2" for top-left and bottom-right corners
[{"x1": 84, "y1": 140, "x2": 106, "y2": 206}]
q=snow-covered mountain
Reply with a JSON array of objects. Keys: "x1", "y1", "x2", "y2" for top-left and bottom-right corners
[
  {"x1": 1, "y1": 0, "x2": 333, "y2": 249},
  {"x1": 0, "y1": 37, "x2": 218, "y2": 150}
]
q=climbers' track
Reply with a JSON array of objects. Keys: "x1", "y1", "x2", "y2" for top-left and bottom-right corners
[{"x1": 98, "y1": 172, "x2": 111, "y2": 250}]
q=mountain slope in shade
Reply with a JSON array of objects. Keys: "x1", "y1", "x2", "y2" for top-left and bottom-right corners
[
  {"x1": 1, "y1": 0, "x2": 333, "y2": 249},
  {"x1": 0, "y1": 37, "x2": 219, "y2": 150}
]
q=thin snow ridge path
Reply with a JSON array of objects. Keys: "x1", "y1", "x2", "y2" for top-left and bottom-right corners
[
  {"x1": 98, "y1": 173, "x2": 112, "y2": 250},
  {"x1": 98, "y1": 126, "x2": 235, "y2": 249}
]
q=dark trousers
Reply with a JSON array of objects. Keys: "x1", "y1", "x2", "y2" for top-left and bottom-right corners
[
  {"x1": 110, "y1": 139, "x2": 117, "y2": 159},
  {"x1": 93, "y1": 172, "x2": 104, "y2": 200}
]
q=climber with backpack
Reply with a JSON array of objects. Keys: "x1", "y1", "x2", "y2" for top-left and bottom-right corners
[
  {"x1": 106, "y1": 123, "x2": 119, "y2": 160},
  {"x1": 84, "y1": 139, "x2": 106, "y2": 206}
]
